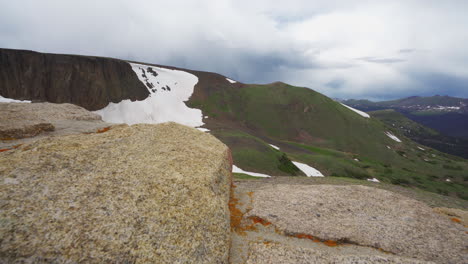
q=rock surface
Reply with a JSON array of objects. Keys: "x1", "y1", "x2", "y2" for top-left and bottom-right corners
[
  {"x1": 246, "y1": 242, "x2": 432, "y2": 264},
  {"x1": 0, "y1": 122, "x2": 232, "y2": 263},
  {"x1": 0, "y1": 48, "x2": 149, "y2": 110},
  {"x1": 433, "y1": 207, "x2": 468, "y2": 226},
  {"x1": 243, "y1": 184, "x2": 466, "y2": 264},
  {"x1": 0, "y1": 102, "x2": 102, "y2": 139},
  {"x1": 229, "y1": 179, "x2": 467, "y2": 264},
  {"x1": 0, "y1": 102, "x2": 114, "y2": 152}
]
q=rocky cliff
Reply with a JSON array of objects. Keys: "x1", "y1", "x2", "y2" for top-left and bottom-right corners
[{"x1": 0, "y1": 48, "x2": 149, "y2": 110}]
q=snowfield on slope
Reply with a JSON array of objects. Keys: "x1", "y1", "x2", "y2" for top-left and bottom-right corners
[
  {"x1": 232, "y1": 165, "x2": 271, "y2": 178},
  {"x1": 292, "y1": 161, "x2": 324, "y2": 177},
  {"x1": 95, "y1": 63, "x2": 204, "y2": 127},
  {"x1": 340, "y1": 103, "x2": 370, "y2": 118},
  {"x1": 385, "y1": 131, "x2": 402, "y2": 142},
  {"x1": 226, "y1": 78, "x2": 237, "y2": 84},
  {"x1": 269, "y1": 144, "x2": 280, "y2": 150},
  {"x1": 367, "y1": 178, "x2": 380, "y2": 183},
  {"x1": 0, "y1": 95, "x2": 31, "y2": 103}
]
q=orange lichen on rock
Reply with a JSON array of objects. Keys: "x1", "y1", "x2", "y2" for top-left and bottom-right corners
[
  {"x1": 250, "y1": 216, "x2": 272, "y2": 227},
  {"x1": 97, "y1": 127, "x2": 111, "y2": 133},
  {"x1": 0, "y1": 148, "x2": 11, "y2": 152},
  {"x1": 241, "y1": 216, "x2": 273, "y2": 233},
  {"x1": 293, "y1": 233, "x2": 338, "y2": 246},
  {"x1": 229, "y1": 182, "x2": 247, "y2": 235},
  {"x1": 0, "y1": 137, "x2": 16, "y2": 141},
  {"x1": 295, "y1": 233, "x2": 315, "y2": 240},
  {"x1": 451, "y1": 217, "x2": 461, "y2": 224},
  {"x1": 324, "y1": 240, "x2": 338, "y2": 247},
  {"x1": 229, "y1": 196, "x2": 243, "y2": 230}
]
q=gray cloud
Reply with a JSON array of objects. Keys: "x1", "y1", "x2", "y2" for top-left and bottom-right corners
[
  {"x1": 399, "y1": 49, "x2": 416, "y2": 53},
  {"x1": 0, "y1": 0, "x2": 467, "y2": 100},
  {"x1": 356, "y1": 57, "x2": 406, "y2": 64},
  {"x1": 326, "y1": 79, "x2": 346, "y2": 89}
]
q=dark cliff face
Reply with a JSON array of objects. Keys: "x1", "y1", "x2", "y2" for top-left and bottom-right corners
[{"x1": 0, "y1": 49, "x2": 149, "y2": 110}]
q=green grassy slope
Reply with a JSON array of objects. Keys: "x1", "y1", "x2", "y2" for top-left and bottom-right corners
[{"x1": 189, "y1": 82, "x2": 468, "y2": 200}]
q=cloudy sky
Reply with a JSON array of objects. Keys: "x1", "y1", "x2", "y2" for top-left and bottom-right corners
[{"x1": 1, "y1": 0, "x2": 467, "y2": 100}]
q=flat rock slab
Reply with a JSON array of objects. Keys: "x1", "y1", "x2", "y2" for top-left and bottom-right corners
[
  {"x1": 0, "y1": 122, "x2": 232, "y2": 263},
  {"x1": 0, "y1": 102, "x2": 102, "y2": 139},
  {"x1": 0, "y1": 102, "x2": 111, "y2": 149},
  {"x1": 246, "y1": 242, "x2": 433, "y2": 264},
  {"x1": 245, "y1": 184, "x2": 467, "y2": 263}
]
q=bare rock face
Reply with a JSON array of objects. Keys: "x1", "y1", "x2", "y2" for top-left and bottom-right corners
[
  {"x1": 246, "y1": 242, "x2": 432, "y2": 264},
  {"x1": 0, "y1": 48, "x2": 149, "y2": 110},
  {"x1": 0, "y1": 102, "x2": 102, "y2": 139},
  {"x1": 244, "y1": 185, "x2": 467, "y2": 264},
  {"x1": 0, "y1": 123, "x2": 232, "y2": 263}
]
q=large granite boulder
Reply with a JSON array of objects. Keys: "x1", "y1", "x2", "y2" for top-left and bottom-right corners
[
  {"x1": 0, "y1": 122, "x2": 232, "y2": 263},
  {"x1": 243, "y1": 184, "x2": 467, "y2": 264}
]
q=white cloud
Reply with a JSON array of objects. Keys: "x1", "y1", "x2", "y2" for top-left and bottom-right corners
[{"x1": 1, "y1": 0, "x2": 467, "y2": 99}]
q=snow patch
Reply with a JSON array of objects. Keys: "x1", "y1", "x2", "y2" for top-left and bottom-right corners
[
  {"x1": 226, "y1": 78, "x2": 237, "y2": 84},
  {"x1": 417, "y1": 146, "x2": 425, "y2": 151},
  {"x1": 354, "y1": 158, "x2": 360, "y2": 162},
  {"x1": 385, "y1": 131, "x2": 402, "y2": 142},
  {"x1": 340, "y1": 103, "x2": 370, "y2": 118},
  {"x1": 232, "y1": 165, "x2": 271, "y2": 178},
  {"x1": 95, "y1": 63, "x2": 203, "y2": 127},
  {"x1": 367, "y1": 178, "x2": 380, "y2": 183},
  {"x1": 292, "y1": 161, "x2": 324, "y2": 177},
  {"x1": 445, "y1": 178, "x2": 451, "y2": 182},
  {"x1": 386, "y1": 146, "x2": 391, "y2": 149},
  {"x1": 0, "y1": 95, "x2": 31, "y2": 103},
  {"x1": 434, "y1": 106, "x2": 460, "y2": 110},
  {"x1": 197, "y1": 128, "x2": 210, "y2": 132},
  {"x1": 269, "y1": 144, "x2": 280, "y2": 150}
]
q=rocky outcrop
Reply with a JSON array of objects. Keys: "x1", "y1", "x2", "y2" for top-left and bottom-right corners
[
  {"x1": 246, "y1": 242, "x2": 432, "y2": 264},
  {"x1": 0, "y1": 48, "x2": 149, "y2": 110},
  {"x1": 0, "y1": 123, "x2": 232, "y2": 263},
  {"x1": 230, "y1": 181, "x2": 467, "y2": 264},
  {"x1": 0, "y1": 102, "x2": 102, "y2": 139}
]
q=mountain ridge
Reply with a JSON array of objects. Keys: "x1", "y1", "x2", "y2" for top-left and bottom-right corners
[
  {"x1": 342, "y1": 95, "x2": 468, "y2": 141},
  {"x1": 1, "y1": 48, "x2": 467, "y2": 200}
]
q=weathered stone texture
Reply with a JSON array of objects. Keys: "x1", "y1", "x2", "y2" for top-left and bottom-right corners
[
  {"x1": 0, "y1": 123, "x2": 232, "y2": 263},
  {"x1": 245, "y1": 185, "x2": 467, "y2": 264}
]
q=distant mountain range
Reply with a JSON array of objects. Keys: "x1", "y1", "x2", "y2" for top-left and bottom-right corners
[
  {"x1": 341, "y1": 96, "x2": 468, "y2": 114},
  {"x1": 368, "y1": 109, "x2": 468, "y2": 159},
  {"x1": 1, "y1": 48, "x2": 467, "y2": 200},
  {"x1": 341, "y1": 96, "x2": 468, "y2": 139}
]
